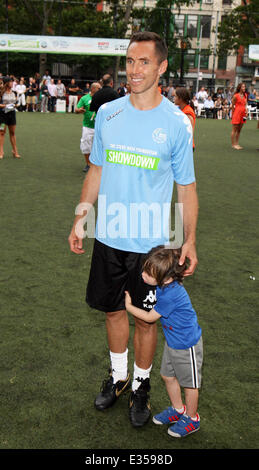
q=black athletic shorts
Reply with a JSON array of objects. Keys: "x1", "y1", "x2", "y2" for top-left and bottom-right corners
[
  {"x1": 1, "y1": 110, "x2": 16, "y2": 126},
  {"x1": 86, "y1": 239, "x2": 157, "y2": 313}
]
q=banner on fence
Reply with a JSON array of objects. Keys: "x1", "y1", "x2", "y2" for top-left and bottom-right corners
[{"x1": 0, "y1": 34, "x2": 130, "y2": 56}]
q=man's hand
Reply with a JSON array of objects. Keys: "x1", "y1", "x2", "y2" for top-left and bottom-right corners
[
  {"x1": 179, "y1": 241, "x2": 198, "y2": 276},
  {"x1": 68, "y1": 221, "x2": 85, "y2": 255},
  {"x1": 177, "y1": 182, "x2": 198, "y2": 277},
  {"x1": 75, "y1": 106, "x2": 85, "y2": 114}
]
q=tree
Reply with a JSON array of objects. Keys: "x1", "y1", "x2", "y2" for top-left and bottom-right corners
[
  {"x1": 131, "y1": 0, "x2": 193, "y2": 80},
  {"x1": 217, "y1": 0, "x2": 259, "y2": 55}
]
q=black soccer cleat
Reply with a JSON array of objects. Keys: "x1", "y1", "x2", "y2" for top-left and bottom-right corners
[
  {"x1": 129, "y1": 378, "x2": 151, "y2": 427},
  {"x1": 94, "y1": 369, "x2": 131, "y2": 411}
]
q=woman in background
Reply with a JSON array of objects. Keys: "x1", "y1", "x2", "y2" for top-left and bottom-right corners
[
  {"x1": 174, "y1": 87, "x2": 196, "y2": 151},
  {"x1": 0, "y1": 76, "x2": 20, "y2": 159},
  {"x1": 231, "y1": 82, "x2": 247, "y2": 150}
]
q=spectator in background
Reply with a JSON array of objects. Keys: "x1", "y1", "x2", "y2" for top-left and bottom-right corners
[
  {"x1": 167, "y1": 84, "x2": 175, "y2": 103},
  {"x1": 196, "y1": 86, "x2": 208, "y2": 117},
  {"x1": 67, "y1": 78, "x2": 80, "y2": 113},
  {"x1": 248, "y1": 89, "x2": 257, "y2": 107},
  {"x1": 34, "y1": 72, "x2": 41, "y2": 110},
  {"x1": 16, "y1": 79, "x2": 27, "y2": 111},
  {"x1": 204, "y1": 96, "x2": 215, "y2": 119},
  {"x1": 191, "y1": 96, "x2": 198, "y2": 115},
  {"x1": 222, "y1": 99, "x2": 230, "y2": 119},
  {"x1": 76, "y1": 81, "x2": 101, "y2": 172},
  {"x1": 26, "y1": 77, "x2": 37, "y2": 112},
  {"x1": 56, "y1": 79, "x2": 66, "y2": 100},
  {"x1": 216, "y1": 88, "x2": 225, "y2": 100},
  {"x1": 174, "y1": 87, "x2": 196, "y2": 150},
  {"x1": 42, "y1": 70, "x2": 51, "y2": 85},
  {"x1": 214, "y1": 97, "x2": 222, "y2": 119},
  {"x1": 48, "y1": 79, "x2": 57, "y2": 112},
  {"x1": 90, "y1": 74, "x2": 119, "y2": 113},
  {"x1": 125, "y1": 83, "x2": 131, "y2": 95},
  {"x1": 227, "y1": 86, "x2": 234, "y2": 105},
  {"x1": 161, "y1": 85, "x2": 168, "y2": 97},
  {"x1": 40, "y1": 79, "x2": 49, "y2": 113},
  {"x1": 11, "y1": 77, "x2": 18, "y2": 94},
  {"x1": 83, "y1": 82, "x2": 90, "y2": 95},
  {"x1": 231, "y1": 82, "x2": 247, "y2": 150},
  {"x1": 0, "y1": 76, "x2": 21, "y2": 159},
  {"x1": 117, "y1": 82, "x2": 127, "y2": 97}
]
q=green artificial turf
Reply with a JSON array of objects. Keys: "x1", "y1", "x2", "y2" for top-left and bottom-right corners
[{"x1": 0, "y1": 113, "x2": 258, "y2": 450}]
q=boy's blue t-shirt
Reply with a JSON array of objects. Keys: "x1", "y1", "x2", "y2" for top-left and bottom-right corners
[
  {"x1": 90, "y1": 95, "x2": 195, "y2": 254},
  {"x1": 154, "y1": 281, "x2": 202, "y2": 349}
]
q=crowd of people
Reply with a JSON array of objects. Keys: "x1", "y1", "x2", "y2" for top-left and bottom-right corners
[
  {"x1": 1, "y1": 69, "x2": 258, "y2": 122},
  {"x1": 160, "y1": 83, "x2": 259, "y2": 120},
  {"x1": 1, "y1": 66, "x2": 257, "y2": 162},
  {"x1": 0, "y1": 71, "x2": 94, "y2": 113}
]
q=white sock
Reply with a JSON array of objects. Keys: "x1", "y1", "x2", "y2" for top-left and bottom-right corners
[
  {"x1": 132, "y1": 362, "x2": 152, "y2": 392},
  {"x1": 190, "y1": 413, "x2": 200, "y2": 422},
  {"x1": 109, "y1": 349, "x2": 128, "y2": 383},
  {"x1": 175, "y1": 406, "x2": 185, "y2": 414}
]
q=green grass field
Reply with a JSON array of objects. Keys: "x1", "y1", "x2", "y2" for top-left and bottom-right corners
[{"x1": 0, "y1": 113, "x2": 258, "y2": 451}]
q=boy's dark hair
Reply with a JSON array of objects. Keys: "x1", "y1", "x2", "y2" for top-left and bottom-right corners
[
  {"x1": 128, "y1": 31, "x2": 168, "y2": 64},
  {"x1": 142, "y1": 246, "x2": 187, "y2": 287}
]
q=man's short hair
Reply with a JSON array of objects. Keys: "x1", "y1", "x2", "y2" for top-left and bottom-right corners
[
  {"x1": 102, "y1": 74, "x2": 113, "y2": 86},
  {"x1": 91, "y1": 82, "x2": 100, "y2": 91},
  {"x1": 128, "y1": 31, "x2": 168, "y2": 63}
]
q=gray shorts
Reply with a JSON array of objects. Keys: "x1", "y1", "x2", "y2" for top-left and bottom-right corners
[{"x1": 160, "y1": 336, "x2": 203, "y2": 389}]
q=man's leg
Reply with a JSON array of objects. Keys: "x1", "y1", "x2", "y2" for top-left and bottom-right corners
[
  {"x1": 68, "y1": 95, "x2": 72, "y2": 112},
  {"x1": 94, "y1": 309, "x2": 131, "y2": 410},
  {"x1": 127, "y1": 317, "x2": 157, "y2": 427},
  {"x1": 81, "y1": 127, "x2": 94, "y2": 172},
  {"x1": 133, "y1": 317, "x2": 157, "y2": 381},
  {"x1": 106, "y1": 310, "x2": 129, "y2": 354},
  {"x1": 83, "y1": 153, "x2": 90, "y2": 172}
]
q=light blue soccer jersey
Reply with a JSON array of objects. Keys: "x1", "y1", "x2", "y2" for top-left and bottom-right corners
[{"x1": 90, "y1": 95, "x2": 195, "y2": 253}]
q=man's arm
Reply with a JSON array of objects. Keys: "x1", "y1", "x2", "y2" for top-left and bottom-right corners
[
  {"x1": 177, "y1": 182, "x2": 198, "y2": 276},
  {"x1": 75, "y1": 107, "x2": 85, "y2": 114},
  {"x1": 68, "y1": 164, "x2": 102, "y2": 254}
]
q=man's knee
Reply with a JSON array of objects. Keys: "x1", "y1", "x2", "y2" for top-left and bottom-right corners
[
  {"x1": 106, "y1": 309, "x2": 127, "y2": 323},
  {"x1": 134, "y1": 316, "x2": 157, "y2": 332}
]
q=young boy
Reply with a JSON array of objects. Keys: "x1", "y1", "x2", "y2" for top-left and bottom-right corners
[{"x1": 125, "y1": 245, "x2": 203, "y2": 438}]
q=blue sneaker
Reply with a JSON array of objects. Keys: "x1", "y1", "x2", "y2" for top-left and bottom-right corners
[
  {"x1": 168, "y1": 414, "x2": 200, "y2": 437},
  {"x1": 152, "y1": 405, "x2": 186, "y2": 425}
]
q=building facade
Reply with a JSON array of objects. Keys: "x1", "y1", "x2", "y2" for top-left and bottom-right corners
[{"x1": 132, "y1": 0, "x2": 243, "y2": 90}]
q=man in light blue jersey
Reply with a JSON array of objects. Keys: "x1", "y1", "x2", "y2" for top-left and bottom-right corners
[{"x1": 68, "y1": 31, "x2": 198, "y2": 428}]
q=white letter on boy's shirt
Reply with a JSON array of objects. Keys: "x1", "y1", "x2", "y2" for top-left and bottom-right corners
[
  {"x1": 97, "y1": 195, "x2": 107, "y2": 239},
  {"x1": 107, "y1": 202, "x2": 127, "y2": 239}
]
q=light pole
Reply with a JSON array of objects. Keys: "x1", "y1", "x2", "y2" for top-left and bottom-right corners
[
  {"x1": 211, "y1": 11, "x2": 220, "y2": 89},
  {"x1": 179, "y1": 39, "x2": 187, "y2": 86},
  {"x1": 6, "y1": 0, "x2": 9, "y2": 75},
  {"x1": 196, "y1": 23, "x2": 203, "y2": 95},
  {"x1": 196, "y1": 16, "x2": 214, "y2": 95}
]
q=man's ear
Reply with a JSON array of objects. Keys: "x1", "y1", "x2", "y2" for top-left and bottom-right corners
[{"x1": 159, "y1": 59, "x2": 168, "y2": 77}]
